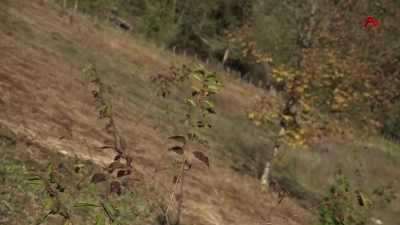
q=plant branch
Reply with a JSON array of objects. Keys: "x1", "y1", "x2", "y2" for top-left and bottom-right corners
[
  {"x1": 132, "y1": 85, "x2": 162, "y2": 133},
  {"x1": 261, "y1": 193, "x2": 358, "y2": 225}
]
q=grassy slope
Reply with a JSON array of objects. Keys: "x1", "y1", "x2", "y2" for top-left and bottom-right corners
[{"x1": 0, "y1": 1, "x2": 399, "y2": 225}]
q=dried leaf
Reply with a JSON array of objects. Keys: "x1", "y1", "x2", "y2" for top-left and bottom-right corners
[
  {"x1": 193, "y1": 151, "x2": 209, "y2": 166},
  {"x1": 154, "y1": 167, "x2": 168, "y2": 173},
  {"x1": 109, "y1": 181, "x2": 121, "y2": 195},
  {"x1": 169, "y1": 146, "x2": 184, "y2": 155},
  {"x1": 168, "y1": 136, "x2": 187, "y2": 144},
  {"x1": 90, "y1": 173, "x2": 107, "y2": 184},
  {"x1": 125, "y1": 156, "x2": 133, "y2": 168},
  {"x1": 332, "y1": 207, "x2": 345, "y2": 225},
  {"x1": 116, "y1": 170, "x2": 131, "y2": 177},
  {"x1": 184, "y1": 160, "x2": 192, "y2": 171}
]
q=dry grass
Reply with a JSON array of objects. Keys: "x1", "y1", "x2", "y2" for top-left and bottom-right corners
[{"x1": 0, "y1": 1, "x2": 398, "y2": 225}]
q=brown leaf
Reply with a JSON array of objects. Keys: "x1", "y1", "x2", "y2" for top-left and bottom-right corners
[
  {"x1": 193, "y1": 151, "x2": 209, "y2": 166},
  {"x1": 332, "y1": 207, "x2": 345, "y2": 225},
  {"x1": 125, "y1": 156, "x2": 133, "y2": 168},
  {"x1": 168, "y1": 136, "x2": 186, "y2": 144},
  {"x1": 109, "y1": 181, "x2": 121, "y2": 195},
  {"x1": 90, "y1": 173, "x2": 107, "y2": 184},
  {"x1": 169, "y1": 146, "x2": 184, "y2": 155},
  {"x1": 184, "y1": 160, "x2": 192, "y2": 171},
  {"x1": 116, "y1": 170, "x2": 131, "y2": 177}
]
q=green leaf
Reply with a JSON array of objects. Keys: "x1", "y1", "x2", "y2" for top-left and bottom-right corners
[
  {"x1": 103, "y1": 140, "x2": 115, "y2": 146},
  {"x1": 119, "y1": 138, "x2": 126, "y2": 150},
  {"x1": 207, "y1": 85, "x2": 218, "y2": 91},
  {"x1": 191, "y1": 85, "x2": 201, "y2": 92},
  {"x1": 85, "y1": 183, "x2": 98, "y2": 195},
  {"x1": 94, "y1": 213, "x2": 106, "y2": 225},
  {"x1": 172, "y1": 160, "x2": 182, "y2": 168},
  {"x1": 115, "y1": 134, "x2": 121, "y2": 148},
  {"x1": 206, "y1": 73, "x2": 217, "y2": 79},
  {"x1": 24, "y1": 169, "x2": 39, "y2": 175},
  {"x1": 154, "y1": 167, "x2": 168, "y2": 173},
  {"x1": 43, "y1": 197, "x2": 55, "y2": 210},
  {"x1": 72, "y1": 201, "x2": 100, "y2": 210},
  {"x1": 36, "y1": 215, "x2": 48, "y2": 224},
  {"x1": 49, "y1": 174, "x2": 61, "y2": 184},
  {"x1": 196, "y1": 139, "x2": 211, "y2": 150},
  {"x1": 208, "y1": 79, "x2": 221, "y2": 85},
  {"x1": 191, "y1": 91, "x2": 199, "y2": 97},
  {"x1": 96, "y1": 105, "x2": 107, "y2": 112},
  {"x1": 62, "y1": 217, "x2": 69, "y2": 225},
  {"x1": 62, "y1": 188, "x2": 75, "y2": 199},
  {"x1": 45, "y1": 163, "x2": 53, "y2": 177},
  {"x1": 203, "y1": 100, "x2": 214, "y2": 107},
  {"x1": 202, "y1": 108, "x2": 216, "y2": 116},
  {"x1": 191, "y1": 73, "x2": 202, "y2": 81},
  {"x1": 179, "y1": 119, "x2": 190, "y2": 129},
  {"x1": 188, "y1": 133, "x2": 211, "y2": 150},
  {"x1": 55, "y1": 204, "x2": 68, "y2": 214},
  {"x1": 104, "y1": 203, "x2": 118, "y2": 215},
  {"x1": 197, "y1": 120, "x2": 211, "y2": 128},
  {"x1": 26, "y1": 177, "x2": 44, "y2": 185},
  {"x1": 186, "y1": 99, "x2": 196, "y2": 107},
  {"x1": 356, "y1": 191, "x2": 373, "y2": 209}
]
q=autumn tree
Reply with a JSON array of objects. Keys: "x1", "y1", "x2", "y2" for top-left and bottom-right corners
[{"x1": 231, "y1": 0, "x2": 400, "y2": 188}]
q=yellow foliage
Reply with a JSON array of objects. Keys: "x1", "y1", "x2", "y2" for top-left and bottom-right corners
[{"x1": 248, "y1": 112, "x2": 255, "y2": 119}]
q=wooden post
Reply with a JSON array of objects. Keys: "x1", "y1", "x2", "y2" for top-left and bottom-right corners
[
  {"x1": 217, "y1": 62, "x2": 221, "y2": 68},
  {"x1": 227, "y1": 67, "x2": 230, "y2": 76},
  {"x1": 74, "y1": 1, "x2": 78, "y2": 13},
  {"x1": 183, "y1": 50, "x2": 186, "y2": 57},
  {"x1": 259, "y1": 80, "x2": 262, "y2": 87},
  {"x1": 63, "y1": 0, "x2": 67, "y2": 8},
  {"x1": 249, "y1": 76, "x2": 252, "y2": 86},
  {"x1": 194, "y1": 53, "x2": 198, "y2": 61},
  {"x1": 237, "y1": 71, "x2": 241, "y2": 80},
  {"x1": 206, "y1": 58, "x2": 209, "y2": 67},
  {"x1": 172, "y1": 46, "x2": 176, "y2": 55}
]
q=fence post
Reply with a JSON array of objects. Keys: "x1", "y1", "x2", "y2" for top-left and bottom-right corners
[
  {"x1": 183, "y1": 50, "x2": 187, "y2": 57},
  {"x1": 249, "y1": 76, "x2": 252, "y2": 86},
  {"x1": 194, "y1": 53, "x2": 197, "y2": 61},
  {"x1": 258, "y1": 80, "x2": 262, "y2": 87},
  {"x1": 63, "y1": 0, "x2": 67, "y2": 8},
  {"x1": 227, "y1": 67, "x2": 230, "y2": 76},
  {"x1": 74, "y1": 1, "x2": 78, "y2": 13},
  {"x1": 237, "y1": 71, "x2": 241, "y2": 80},
  {"x1": 206, "y1": 58, "x2": 209, "y2": 67},
  {"x1": 217, "y1": 62, "x2": 221, "y2": 68},
  {"x1": 172, "y1": 46, "x2": 176, "y2": 55}
]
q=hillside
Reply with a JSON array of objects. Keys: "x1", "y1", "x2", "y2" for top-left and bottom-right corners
[{"x1": 0, "y1": 1, "x2": 399, "y2": 225}]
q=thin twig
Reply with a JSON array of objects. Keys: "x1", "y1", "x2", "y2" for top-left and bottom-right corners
[
  {"x1": 132, "y1": 85, "x2": 162, "y2": 133},
  {"x1": 260, "y1": 193, "x2": 358, "y2": 225}
]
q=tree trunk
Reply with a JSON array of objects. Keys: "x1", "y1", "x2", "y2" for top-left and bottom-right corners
[{"x1": 261, "y1": 97, "x2": 296, "y2": 190}]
